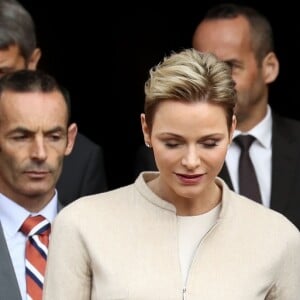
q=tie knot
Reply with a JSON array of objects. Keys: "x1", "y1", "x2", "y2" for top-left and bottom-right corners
[
  {"x1": 234, "y1": 135, "x2": 256, "y2": 151},
  {"x1": 20, "y1": 215, "x2": 50, "y2": 237}
]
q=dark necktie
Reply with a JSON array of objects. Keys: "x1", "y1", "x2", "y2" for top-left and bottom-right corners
[
  {"x1": 234, "y1": 135, "x2": 262, "y2": 203},
  {"x1": 20, "y1": 215, "x2": 51, "y2": 300}
]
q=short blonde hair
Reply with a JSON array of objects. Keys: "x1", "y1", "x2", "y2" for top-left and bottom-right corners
[{"x1": 144, "y1": 48, "x2": 236, "y2": 131}]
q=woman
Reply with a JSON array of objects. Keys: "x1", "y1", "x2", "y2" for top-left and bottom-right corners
[{"x1": 43, "y1": 49, "x2": 300, "y2": 299}]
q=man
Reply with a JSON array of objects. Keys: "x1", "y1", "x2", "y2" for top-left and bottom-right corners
[
  {"x1": 134, "y1": 3, "x2": 300, "y2": 230},
  {"x1": 0, "y1": 69, "x2": 77, "y2": 299},
  {"x1": 0, "y1": 0, "x2": 108, "y2": 205}
]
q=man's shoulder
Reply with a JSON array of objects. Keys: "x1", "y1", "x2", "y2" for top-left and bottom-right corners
[
  {"x1": 66, "y1": 132, "x2": 103, "y2": 162},
  {"x1": 272, "y1": 111, "x2": 300, "y2": 129},
  {"x1": 74, "y1": 132, "x2": 101, "y2": 150},
  {"x1": 272, "y1": 112, "x2": 300, "y2": 141}
]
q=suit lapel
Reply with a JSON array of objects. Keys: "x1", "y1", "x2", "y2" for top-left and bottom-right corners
[
  {"x1": 57, "y1": 201, "x2": 64, "y2": 211},
  {"x1": 218, "y1": 114, "x2": 299, "y2": 215},
  {"x1": 0, "y1": 222, "x2": 22, "y2": 300},
  {"x1": 271, "y1": 114, "x2": 299, "y2": 211},
  {"x1": 218, "y1": 163, "x2": 234, "y2": 190},
  {"x1": 0, "y1": 201, "x2": 62, "y2": 300}
]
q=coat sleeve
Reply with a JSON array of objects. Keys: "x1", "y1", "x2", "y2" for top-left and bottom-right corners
[
  {"x1": 43, "y1": 207, "x2": 92, "y2": 300},
  {"x1": 268, "y1": 226, "x2": 300, "y2": 299}
]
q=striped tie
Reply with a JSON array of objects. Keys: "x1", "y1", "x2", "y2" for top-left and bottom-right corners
[{"x1": 20, "y1": 215, "x2": 51, "y2": 300}]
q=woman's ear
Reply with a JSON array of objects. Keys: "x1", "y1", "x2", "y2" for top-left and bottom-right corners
[{"x1": 140, "y1": 113, "x2": 151, "y2": 147}]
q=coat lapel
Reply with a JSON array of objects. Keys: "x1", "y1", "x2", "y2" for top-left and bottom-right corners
[
  {"x1": 0, "y1": 222, "x2": 22, "y2": 300},
  {"x1": 218, "y1": 163, "x2": 234, "y2": 190},
  {"x1": 270, "y1": 114, "x2": 300, "y2": 212}
]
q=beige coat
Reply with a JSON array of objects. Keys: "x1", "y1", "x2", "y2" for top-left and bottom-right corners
[{"x1": 43, "y1": 172, "x2": 300, "y2": 300}]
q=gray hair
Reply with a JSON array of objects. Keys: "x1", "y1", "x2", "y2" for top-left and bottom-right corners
[{"x1": 0, "y1": 0, "x2": 37, "y2": 62}]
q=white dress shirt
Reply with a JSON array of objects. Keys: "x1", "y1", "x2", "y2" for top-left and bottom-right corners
[
  {"x1": 226, "y1": 105, "x2": 272, "y2": 207},
  {"x1": 0, "y1": 191, "x2": 58, "y2": 300}
]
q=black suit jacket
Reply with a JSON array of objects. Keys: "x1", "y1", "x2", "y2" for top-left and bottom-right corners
[
  {"x1": 134, "y1": 112, "x2": 300, "y2": 230},
  {"x1": 56, "y1": 133, "x2": 108, "y2": 205}
]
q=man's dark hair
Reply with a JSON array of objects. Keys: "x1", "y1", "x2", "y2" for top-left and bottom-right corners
[
  {"x1": 203, "y1": 3, "x2": 274, "y2": 64},
  {"x1": 0, "y1": 69, "x2": 72, "y2": 124}
]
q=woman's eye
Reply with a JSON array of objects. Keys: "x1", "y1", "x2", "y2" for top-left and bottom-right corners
[
  {"x1": 203, "y1": 141, "x2": 218, "y2": 148},
  {"x1": 165, "y1": 142, "x2": 180, "y2": 148}
]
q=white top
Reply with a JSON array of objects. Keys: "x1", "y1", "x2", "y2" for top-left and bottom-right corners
[{"x1": 177, "y1": 203, "x2": 221, "y2": 284}]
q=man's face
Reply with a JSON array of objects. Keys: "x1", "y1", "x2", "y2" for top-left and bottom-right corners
[
  {"x1": 0, "y1": 44, "x2": 28, "y2": 77},
  {"x1": 192, "y1": 16, "x2": 267, "y2": 124},
  {"x1": 0, "y1": 44, "x2": 40, "y2": 77},
  {"x1": 0, "y1": 90, "x2": 77, "y2": 210}
]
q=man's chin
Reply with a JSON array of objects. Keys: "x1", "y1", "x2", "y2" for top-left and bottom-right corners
[{"x1": 22, "y1": 184, "x2": 54, "y2": 198}]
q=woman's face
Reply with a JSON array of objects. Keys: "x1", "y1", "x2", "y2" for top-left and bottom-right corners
[{"x1": 141, "y1": 100, "x2": 235, "y2": 202}]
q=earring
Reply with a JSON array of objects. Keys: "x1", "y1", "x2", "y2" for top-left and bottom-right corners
[{"x1": 145, "y1": 142, "x2": 151, "y2": 148}]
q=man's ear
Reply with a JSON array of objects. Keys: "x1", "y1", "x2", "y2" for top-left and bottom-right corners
[
  {"x1": 65, "y1": 123, "x2": 78, "y2": 156},
  {"x1": 262, "y1": 52, "x2": 279, "y2": 84},
  {"x1": 28, "y1": 48, "x2": 41, "y2": 70}
]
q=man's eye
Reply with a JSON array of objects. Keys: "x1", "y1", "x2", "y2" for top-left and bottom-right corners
[
  {"x1": 49, "y1": 135, "x2": 61, "y2": 141},
  {"x1": 12, "y1": 135, "x2": 27, "y2": 140}
]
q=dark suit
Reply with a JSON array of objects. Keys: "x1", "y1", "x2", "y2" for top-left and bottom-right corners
[
  {"x1": 56, "y1": 133, "x2": 108, "y2": 205},
  {"x1": 0, "y1": 223, "x2": 21, "y2": 299},
  {"x1": 0, "y1": 202, "x2": 63, "y2": 300},
  {"x1": 134, "y1": 112, "x2": 300, "y2": 230},
  {"x1": 0, "y1": 135, "x2": 107, "y2": 299}
]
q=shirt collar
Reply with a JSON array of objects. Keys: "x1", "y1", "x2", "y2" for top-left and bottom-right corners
[
  {"x1": 233, "y1": 105, "x2": 272, "y2": 149},
  {"x1": 0, "y1": 190, "x2": 58, "y2": 238}
]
